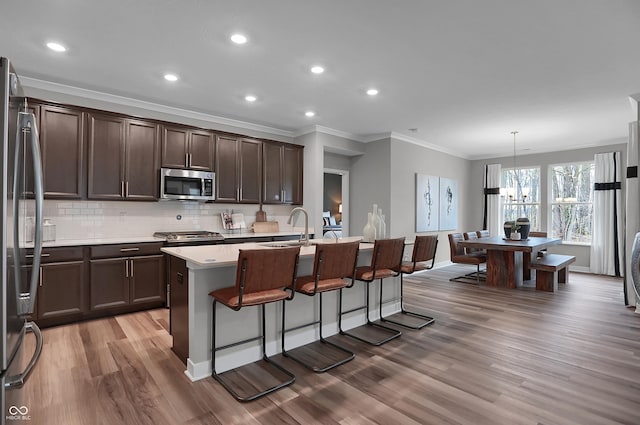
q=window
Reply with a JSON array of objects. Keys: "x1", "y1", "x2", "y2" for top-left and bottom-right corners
[
  {"x1": 550, "y1": 162, "x2": 594, "y2": 243},
  {"x1": 501, "y1": 167, "x2": 541, "y2": 230}
]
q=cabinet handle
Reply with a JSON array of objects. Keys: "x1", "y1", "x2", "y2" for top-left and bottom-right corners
[
  {"x1": 121, "y1": 181, "x2": 125, "y2": 197},
  {"x1": 120, "y1": 247, "x2": 140, "y2": 252},
  {"x1": 39, "y1": 266, "x2": 43, "y2": 287},
  {"x1": 130, "y1": 259, "x2": 134, "y2": 278},
  {"x1": 185, "y1": 153, "x2": 189, "y2": 168},
  {"x1": 125, "y1": 259, "x2": 129, "y2": 278},
  {"x1": 188, "y1": 153, "x2": 192, "y2": 168},
  {"x1": 125, "y1": 181, "x2": 129, "y2": 197}
]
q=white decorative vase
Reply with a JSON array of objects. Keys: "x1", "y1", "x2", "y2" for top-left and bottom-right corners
[
  {"x1": 379, "y1": 213, "x2": 386, "y2": 239},
  {"x1": 363, "y1": 212, "x2": 376, "y2": 242}
]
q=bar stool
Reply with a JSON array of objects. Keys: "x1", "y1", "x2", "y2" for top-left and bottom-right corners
[
  {"x1": 209, "y1": 246, "x2": 300, "y2": 402},
  {"x1": 282, "y1": 240, "x2": 360, "y2": 372},
  {"x1": 339, "y1": 237, "x2": 405, "y2": 346},
  {"x1": 379, "y1": 235, "x2": 438, "y2": 329}
]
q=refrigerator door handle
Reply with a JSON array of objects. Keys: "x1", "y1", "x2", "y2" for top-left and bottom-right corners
[
  {"x1": 4, "y1": 322, "x2": 43, "y2": 390},
  {"x1": 18, "y1": 111, "x2": 44, "y2": 316}
]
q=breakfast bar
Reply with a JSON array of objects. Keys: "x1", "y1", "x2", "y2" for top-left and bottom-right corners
[{"x1": 161, "y1": 237, "x2": 401, "y2": 381}]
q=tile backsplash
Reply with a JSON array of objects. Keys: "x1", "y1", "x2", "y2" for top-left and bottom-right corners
[{"x1": 40, "y1": 200, "x2": 300, "y2": 240}]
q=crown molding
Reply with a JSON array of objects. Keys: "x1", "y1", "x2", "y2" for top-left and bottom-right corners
[
  {"x1": 20, "y1": 77, "x2": 295, "y2": 138},
  {"x1": 388, "y1": 132, "x2": 470, "y2": 159},
  {"x1": 293, "y1": 125, "x2": 366, "y2": 142}
]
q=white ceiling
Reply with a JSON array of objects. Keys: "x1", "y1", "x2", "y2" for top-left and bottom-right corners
[{"x1": 2, "y1": 0, "x2": 639, "y2": 159}]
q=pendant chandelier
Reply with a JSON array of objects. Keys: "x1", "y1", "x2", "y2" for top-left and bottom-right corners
[{"x1": 501, "y1": 131, "x2": 530, "y2": 202}]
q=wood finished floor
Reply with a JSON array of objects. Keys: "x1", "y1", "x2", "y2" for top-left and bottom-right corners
[{"x1": 23, "y1": 266, "x2": 640, "y2": 425}]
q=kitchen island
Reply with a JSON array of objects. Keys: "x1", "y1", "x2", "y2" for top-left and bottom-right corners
[{"x1": 162, "y1": 237, "x2": 403, "y2": 381}]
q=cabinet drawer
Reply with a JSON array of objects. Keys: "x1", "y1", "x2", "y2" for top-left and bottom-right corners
[
  {"x1": 26, "y1": 247, "x2": 84, "y2": 263},
  {"x1": 91, "y1": 242, "x2": 163, "y2": 259}
]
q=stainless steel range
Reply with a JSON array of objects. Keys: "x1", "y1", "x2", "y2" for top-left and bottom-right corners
[{"x1": 153, "y1": 230, "x2": 225, "y2": 246}]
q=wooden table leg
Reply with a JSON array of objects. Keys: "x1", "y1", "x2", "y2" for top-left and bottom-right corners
[
  {"x1": 486, "y1": 250, "x2": 522, "y2": 289},
  {"x1": 523, "y1": 252, "x2": 531, "y2": 280}
]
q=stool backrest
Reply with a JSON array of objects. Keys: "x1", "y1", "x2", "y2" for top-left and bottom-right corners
[
  {"x1": 236, "y1": 247, "x2": 300, "y2": 295},
  {"x1": 476, "y1": 230, "x2": 490, "y2": 238},
  {"x1": 370, "y1": 237, "x2": 405, "y2": 271},
  {"x1": 312, "y1": 240, "x2": 360, "y2": 281},
  {"x1": 412, "y1": 235, "x2": 438, "y2": 263}
]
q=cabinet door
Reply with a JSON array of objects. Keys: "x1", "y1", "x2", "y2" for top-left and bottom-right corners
[
  {"x1": 262, "y1": 142, "x2": 283, "y2": 204},
  {"x1": 215, "y1": 135, "x2": 239, "y2": 202},
  {"x1": 87, "y1": 113, "x2": 126, "y2": 199},
  {"x1": 40, "y1": 105, "x2": 85, "y2": 198},
  {"x1": 283, "y1": 145, "x2": 303, "y2": 204},
  {"x1": 90, "y1": 258, "x2": 130, "y2": 310},
  {"x1": 125, "y1": 119, "x2": 159, "y2": 200},
  {"x1": 130, "y1": 254, "x2": 164, "y2": 304},
  {"x1": 239, "y1": 138, "x2": 261, "y2": 203},
  {"x1": 189, "y1": 130, "x2": 214, "y2": 171},
  {"x1": 38, "y1": 261, "x2": 85, "y2": 320},
  {"x1": 161, "y1": 125, "x2": 189, "y2": 169}
]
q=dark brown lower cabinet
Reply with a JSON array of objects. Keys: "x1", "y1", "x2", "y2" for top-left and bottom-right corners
[
  {"x1": 38, "y1": 261, "x2": 85, "y2": 321},
  {"x1": 169, "y1": 256, "x2": 189, "y2": 364},
  {"x1": 89, "y1": 257, "x2": 130, "y2": 310},
  {"x1": 90, "y1": 246, "x2": 165, "y2": 312}
]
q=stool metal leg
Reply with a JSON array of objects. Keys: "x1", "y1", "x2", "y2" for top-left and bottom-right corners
[
  {"x1": 379, "y1": 273, "x2": 435, "y2": 330},
  {"x1": 211, "y1": 300, "x2": 296, "y2": 402},
  {"x1": 339, "y1": 279, "x2": 401, "y2": 346},
  {"x1": 282, "y1": 293, "x2": 355, "y2": 372}
]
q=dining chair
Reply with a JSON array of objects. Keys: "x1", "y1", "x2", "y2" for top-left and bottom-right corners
[
  {"x1": 379, "y1": 235, "x2": 438, "y2": 329},
  {"x1": 339, "y1": 237, "x2": 405, "y2": 346},
  {"x1": 282, "y1": 240, "x2": 360, "y2": 372},
  {"x1": 448, "y1": 233, "x2": 486, "y2": 283},
  {"x1": 209, "y1": 246, "x2": 300, "y2": 402}
]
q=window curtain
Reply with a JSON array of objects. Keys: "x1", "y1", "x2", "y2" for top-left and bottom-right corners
[
  {"x1": 482, "y1": 164, "x2": 501, "y2": 236},
  {"x1": 625, "y1": 121, "x2": 639, "y2": 309},
  {"x1": 590, "y1": 152, "x2": 623, "y2": 277}
]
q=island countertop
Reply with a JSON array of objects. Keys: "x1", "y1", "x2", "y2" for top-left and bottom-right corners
[{"x1": 161, "y1": 236, "x2": 369, "y2": 269}]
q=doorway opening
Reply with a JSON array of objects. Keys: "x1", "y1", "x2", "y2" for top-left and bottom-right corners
[{"x1": 323, "y1": 169, "x2": 349, "y2": 237}]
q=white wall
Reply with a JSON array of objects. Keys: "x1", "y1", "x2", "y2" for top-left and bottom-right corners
[
  {"x1": 389, "y1": 137, "x2": 473, "y2": 265},
  {"x1": 469, "y1": 143, "x2": 628, "y2": 269}
]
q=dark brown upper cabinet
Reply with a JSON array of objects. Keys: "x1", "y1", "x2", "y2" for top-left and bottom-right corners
[
  {"x1": 161, "y1": 125, "x2": 214, "y2": 171},
  {"x1": 214, "y1": 136, "x2": 262, "y2": 203},
  {"x1": 262, "y1": 142, "x2": 303, "y2": 205},
  {"x1": 23, "y1": 103, "x2": 85, "y2": 199},
  {"x1": 87, "y1": 113, "x2": 159, "y2": 200}
]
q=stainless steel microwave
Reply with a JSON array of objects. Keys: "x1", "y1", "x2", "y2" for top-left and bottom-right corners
[{"x1": 160, "y1": 168, "x2": 215, "y2": 201}]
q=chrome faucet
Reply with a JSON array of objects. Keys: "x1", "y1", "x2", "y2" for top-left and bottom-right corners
[{"x1": 287, "y1": 207, "x2": 310, "y2": 246}]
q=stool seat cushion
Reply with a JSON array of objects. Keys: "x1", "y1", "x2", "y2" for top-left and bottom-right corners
[
  {"x1": 400, "y1": 261, "x2": 432, "y2": 274},
  {"x1": 355, "y1": 266, "x2": 397, "y2": 281},
  {"x1": 295, "y1": 275, "x2": 350, "y2": 295},
  {"x1": 210, "y1": 286, "x2": 290, "y2": 308}
]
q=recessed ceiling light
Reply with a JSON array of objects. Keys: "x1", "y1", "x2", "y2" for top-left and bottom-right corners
[
  {"x1": 245, "y1": 95, "x2": 257, "y2": 102},
  {"x1": 366, "y1": 88, "x2": 379, "y2": 96},
  {"x1": 230, "y1": 34, "x2": 248, "y2": 44},
  {"x1": 305, "y1": 111, "x2": 316, "y2": 117},
  {"x1": 310, "y1": 66, "x2": 324, "y2": 74},
  {"x1": 164, "y1": 74, "x2": 178, "y2": 82},
  {"x1": 46, "y1": 42, "x2": 66, "y2": 52}
]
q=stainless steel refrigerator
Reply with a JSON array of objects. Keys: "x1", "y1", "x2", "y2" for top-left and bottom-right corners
[{"x1": 0, "y1": 57, "x2": 43, "y2": 424}]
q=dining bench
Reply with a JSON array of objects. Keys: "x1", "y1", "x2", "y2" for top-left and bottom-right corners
[{"x1": 531, "y1": 254, "x2": 576, "y2": 292}]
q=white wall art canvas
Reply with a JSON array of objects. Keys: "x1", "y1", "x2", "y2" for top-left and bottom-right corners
[
  {"x1": 439, "y1": 177, "x2": 458, "y2": 230},
  {"x1": 416, "y1": 174, "x2": 439, "y2": 232}
]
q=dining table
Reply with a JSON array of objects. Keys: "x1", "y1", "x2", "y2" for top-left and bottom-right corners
[{"x1": 458, "y1": 236, "x2": 562, "y2": 288}]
